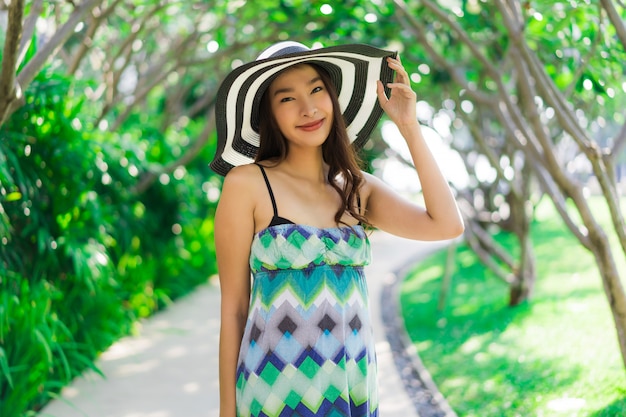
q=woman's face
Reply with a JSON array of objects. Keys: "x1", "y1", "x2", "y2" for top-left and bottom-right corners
[{"x1": 267, "y1": 64, "x2": 334, "y2": 149}]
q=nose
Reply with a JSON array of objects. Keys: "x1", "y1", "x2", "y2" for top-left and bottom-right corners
[{"x1": 301, "y1": 98, "x2": 318, "y2": 117}]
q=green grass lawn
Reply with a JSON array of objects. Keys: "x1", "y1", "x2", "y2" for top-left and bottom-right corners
[{"x1": 401, "y1": 197, "x2": 626, "y2": 417}]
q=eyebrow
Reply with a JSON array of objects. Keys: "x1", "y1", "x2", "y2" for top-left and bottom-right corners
[{"x1": 272, "y1": 76, "x2": 322, "y2": 97}]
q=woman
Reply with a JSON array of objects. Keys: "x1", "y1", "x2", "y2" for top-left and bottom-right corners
[{"x1": 212, "y1": 42, "x2": 464, "y2": 417}]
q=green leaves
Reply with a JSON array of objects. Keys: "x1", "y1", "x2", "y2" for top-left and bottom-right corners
[
  {"x1": 4, "y1": 193, "x2": 21, "y2": 202},
  {"x1": 0, "y1": 49, "x2": 218, "y2": 415}
]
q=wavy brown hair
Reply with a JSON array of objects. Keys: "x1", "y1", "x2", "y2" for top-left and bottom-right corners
[{"x1": 255, "y1": 64, "x2": 368, "y2": 226}]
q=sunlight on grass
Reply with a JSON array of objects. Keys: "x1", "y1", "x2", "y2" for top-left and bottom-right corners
[{"x1": 401, "y1": 196, "x2": 626, "y2": 417}]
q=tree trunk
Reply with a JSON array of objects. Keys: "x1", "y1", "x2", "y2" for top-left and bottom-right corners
[
  {"x1": 537, "y1": 162, "x2": 626, "y2": 368},
  {"x1": 0, "y1": 0, "x2": 103, "y2": 127},
  {"x1": 590, "y1": 231, "x2": 626, "y2": 369},
  {"x1": 392, "y1": 0, "x2": 626, "y2": 371},
  {"x1": 438, "y1": 242, "x2": 457, "y2": 311},
  {"x1": 506, "y1": 194, "x2": 536, "y2": 306},
  {"x1": 509, "y1": 233, "x2": 536, "y2": 306},
  {"x1": 0, "y1": 0, "x2": 25, "y2": 125}
]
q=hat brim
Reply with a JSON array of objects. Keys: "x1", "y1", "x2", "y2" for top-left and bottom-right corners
[{"x1": 211, "y1": 44, "x2": 397, "y2": 176}]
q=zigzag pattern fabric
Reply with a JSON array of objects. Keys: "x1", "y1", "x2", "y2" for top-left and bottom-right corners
[{"x1": 237, "y1": 224, "x2": 378, "y2": 417}]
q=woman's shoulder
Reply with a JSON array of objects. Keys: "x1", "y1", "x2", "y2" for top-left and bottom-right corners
[
  {"x1": 222, "y1": 163, "x2": 264, "y2": 192},
  {"x1": 226, "y1": 162, "x2": 260, "y2": 176}
]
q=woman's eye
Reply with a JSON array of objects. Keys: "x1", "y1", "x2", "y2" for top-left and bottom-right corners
[
  {"x1": 312, "y1": 86, "x2": 323, "y2": 93},
  {"x1": 280, "y1": 97, "x2": 294, "y2": 103}
]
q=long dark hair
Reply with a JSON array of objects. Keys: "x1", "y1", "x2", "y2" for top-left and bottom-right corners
[{"x1": 256, "y1": 64, "x2": 368, "y2": 226}]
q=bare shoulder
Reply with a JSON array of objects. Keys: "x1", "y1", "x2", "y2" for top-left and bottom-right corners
[
  {"x1": 218, "y1": 164, "x2": 266, "y2": 213},
  {"x1": 222, "y1": 164, "x2": 263, "y2": 192}
]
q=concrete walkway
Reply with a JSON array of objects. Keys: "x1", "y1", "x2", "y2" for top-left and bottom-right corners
[{"x1": 39, "y1": 231, "x2": 444, "y2": 417}]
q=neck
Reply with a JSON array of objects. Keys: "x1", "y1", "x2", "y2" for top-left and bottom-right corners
[{"x1": 282, "y1": 146, "x2": 327, "y2": 183}]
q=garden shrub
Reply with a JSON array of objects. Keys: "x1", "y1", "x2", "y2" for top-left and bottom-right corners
[{"x1": 0, "y1": 67, "x2": 218, "y2": 416}]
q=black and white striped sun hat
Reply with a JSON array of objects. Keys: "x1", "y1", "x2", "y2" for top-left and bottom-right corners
[{"x1": 210, "y1": 41, "x2": 397, "y2": 176}]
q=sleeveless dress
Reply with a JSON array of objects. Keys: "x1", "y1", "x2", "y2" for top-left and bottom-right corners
[{"x1": 235, "y1": 165, "x2": 379, "y2": 417}]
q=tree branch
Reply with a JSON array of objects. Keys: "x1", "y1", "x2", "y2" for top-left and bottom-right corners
[
  {"x1": 495, "y1": 1, "x2": 626, "y2": 257},
  {"x1": 0, "y1": 0, "x2": 25, "y2": 126},
  {"x1": 16, "y1": 0, "x2": 42, "y2": 68},
  {"x1": 2, "y1": 0, "x2": 103, "y2": 124},
  {"x1": 68, "y1": 0, "x2": 124, "y2": 75},
  {"x1": 94, "y1": 3, "x2": 166, "y2": 123},
  {"x1": 131, "y1": 108, "x2": 216, "y2": 194},
  {"x1": 459, "y1": 210, "x2": 516, "y2": 285},
  {"x1": 489, "y1": 99, "x2": 593, "y2": 245},
  {"x1": 17, "y1": 0, "x2": 103, "y2": 87},
  {"x1": 564, "y1": 5, "x2": 603, "y2": 99},
  {"x1": 601, "y1": 152, "x2": 626, "y2": 258},
  {"x1": 391, "y1": 0, "x2": 495, "y2": 106},
  {"x1": 399, "y1": 0, "x2": 549, "y2": 167},
  {"x1": 457, "y1": 107, "x2": 522, "y2": 201},
  {"x1": 395, "y1": 0, "x2": 574, "y2": 250},
  {"x1": 509, "y1": 43, "x2": 581, "y2": 194},
  {"x1": 466, "y1": 212, "x2": 515, "y2": 269},
  {"x1": 413, "y1": 0, "x2": 501, "y2": 79},
  {"x1": 531, "y1": 158, "x2": 592, "y2": 247},
  {"x1": 600, "y1": 0, "x2": 626, "y2": 52},
  {"x1": 613, "y1": 117, "x2": 626, "y2": 156},
  {"x1": 495, "y1": 0, "x2": 593, "y2": 151}
]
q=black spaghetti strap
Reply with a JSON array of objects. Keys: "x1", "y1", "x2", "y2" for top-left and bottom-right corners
[
  {"x1": 255, "y1": 164, "x2": 295, "y2": 227},
  {"x1": 256, "y1": 164, "x2": 278, "y2": 218}
]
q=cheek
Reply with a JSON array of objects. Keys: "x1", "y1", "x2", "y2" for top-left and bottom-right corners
[
  {"x1": 270, "y1": 103, "x2": 287, "y2": 127},
  {"x1": 275, "y1": 111, "x2": 293, "y2": 131},
  {"x1": 319, "y1": 94, "x2": 334, "y2": 114}
]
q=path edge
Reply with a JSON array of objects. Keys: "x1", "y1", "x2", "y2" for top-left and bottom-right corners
[{"x1": 380, "y1": 245, "x2": 459, "y2": 417}]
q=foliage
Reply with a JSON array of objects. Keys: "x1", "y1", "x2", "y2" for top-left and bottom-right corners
[
  {"x1": 401, "y1": 197, "x2": 626, "y2": 416},
  {"x1": 0, "y1": 65, "x2": 217, "y2": 415}
]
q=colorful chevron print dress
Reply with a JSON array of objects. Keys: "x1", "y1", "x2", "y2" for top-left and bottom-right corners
[{"x1": 235, "y1": 165, "x2": 378, "y2": 417}]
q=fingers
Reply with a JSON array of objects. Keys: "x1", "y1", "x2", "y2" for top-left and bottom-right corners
[
  {"x1": 386, "y1": 56, "x2": 410, "y2": 85},
  {"x1": 378, "y1": 80, "x2": 414, "y2": 100},
  {"x1": 376, "y1": 79, "x2": 389, "y2": 104},
  {"x1": 385, "y1": 82, "x2": 417, "y2": 99}
]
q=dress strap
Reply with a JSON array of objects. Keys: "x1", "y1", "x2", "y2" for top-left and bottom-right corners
[{"x1": 256, "y1": 164, "x2": 279, "y2": 218}]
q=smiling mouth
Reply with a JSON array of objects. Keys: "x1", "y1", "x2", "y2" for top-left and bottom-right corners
[{"x1": 298, "y1": 119, "x2": 324, "y2": 131}]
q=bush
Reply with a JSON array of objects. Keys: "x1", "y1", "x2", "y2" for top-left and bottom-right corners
[{"x1": 0, "y1": 67, "x2": 218, "y2": 416}]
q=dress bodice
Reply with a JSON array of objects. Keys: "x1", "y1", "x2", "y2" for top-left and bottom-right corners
[{"x1": 249, "y1": 223, "x2": 371, "y2": 273}]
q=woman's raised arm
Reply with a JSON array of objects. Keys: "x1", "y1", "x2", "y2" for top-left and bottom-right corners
[{"x1": 365, "y1": 55, "x2": 464, "y2": 241}]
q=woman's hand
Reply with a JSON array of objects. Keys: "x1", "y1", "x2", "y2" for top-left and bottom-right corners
[{"x1": 376, "y1": 55, "x2": 418, "y2": 130}]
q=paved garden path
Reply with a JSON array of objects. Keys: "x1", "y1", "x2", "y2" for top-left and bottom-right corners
[{"x1": 39, "y1": 231, "x2": 449, "y2": 417}]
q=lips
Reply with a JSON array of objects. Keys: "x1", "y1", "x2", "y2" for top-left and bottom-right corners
[{"x1": 297, "y1": 119, "x2": 325, "y2": 132}]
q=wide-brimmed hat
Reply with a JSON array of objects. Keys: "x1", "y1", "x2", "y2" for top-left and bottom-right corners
[{"x1": 210, "y1": 41, "x2": 397, "y2": 176}]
